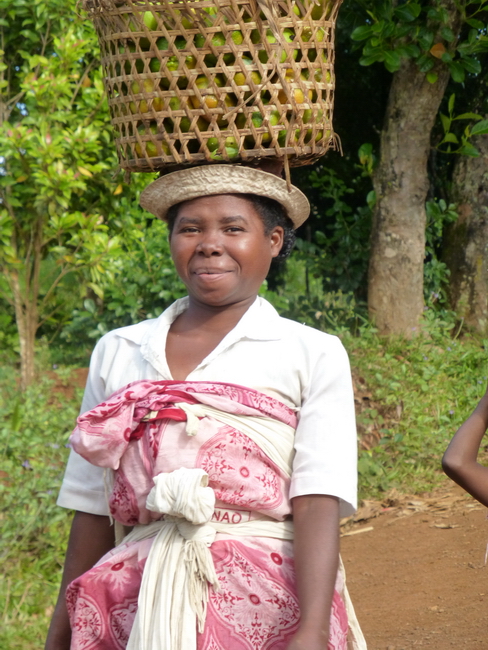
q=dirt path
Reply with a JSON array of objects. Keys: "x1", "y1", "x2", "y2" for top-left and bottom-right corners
[{"x1": 341, "y1": 481, "x2": 488, "y2": 649}]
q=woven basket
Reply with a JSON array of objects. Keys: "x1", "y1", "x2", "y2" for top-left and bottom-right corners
[{"x1": 84, "y1": 0, "x2": 343, "y2": 172}]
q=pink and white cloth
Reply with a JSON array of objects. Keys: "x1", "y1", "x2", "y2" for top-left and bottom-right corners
[{"x1": 66, "y1": 380, "x2": 355, "y2": 649}]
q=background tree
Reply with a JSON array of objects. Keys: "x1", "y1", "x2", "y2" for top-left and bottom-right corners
[
  {"x1": 0, "y1": 0, "x2": 161, "y2": 388},
  {"x1": 443, "y1": 131, "x2": 488, "y2": 331},
  {"x1": 342, "y1": 0, "x2": 488, "y2": 335}
]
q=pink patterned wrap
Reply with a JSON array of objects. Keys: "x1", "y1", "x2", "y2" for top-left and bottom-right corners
[{"x1": 67, "y1": 380, "x2": 348, "y2": 649}]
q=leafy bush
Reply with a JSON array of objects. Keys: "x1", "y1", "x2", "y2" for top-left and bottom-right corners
[
  {"x1": 294, "y1": 166, "x2": 373, "y2": 299},
  {"x1": 51, "y1": 214, "x2": 186, "y2": 364},
  {"x1": 0, "y1": 370, "x2": 80, "y2": 648},
  {"x1": 424, "y1": 198, "x2": 458, "y2": 308},
  {"x1": 342, "y1": 316, "x2": 488, "y2": 498}
]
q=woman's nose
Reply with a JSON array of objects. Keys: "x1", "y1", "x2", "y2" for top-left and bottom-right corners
[{"x1": 195, "y1": 233, "x2": 223, "y2": 256}]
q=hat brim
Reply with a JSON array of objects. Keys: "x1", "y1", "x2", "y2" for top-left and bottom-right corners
[{"x1": 139, "y1": 165, "x2": 310, "y2": 229}]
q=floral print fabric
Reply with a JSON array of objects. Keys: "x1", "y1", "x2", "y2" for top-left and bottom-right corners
[{"x1": 66, "y1": 380, "x2": 348, "y2": 649}]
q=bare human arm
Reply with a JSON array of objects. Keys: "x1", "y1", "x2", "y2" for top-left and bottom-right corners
[
  {"x1": 442, "y1": 388, "x2": 488, "y2": 507},
  {"x1": 45, "y1": 511, "x2": 116, "y2": 650},
  {"x1": 287, "y1": 494, "x2": 340, "y2": 650}
]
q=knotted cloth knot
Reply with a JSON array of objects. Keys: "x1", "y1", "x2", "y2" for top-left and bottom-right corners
[
  {"x1": 175, "y1": 402, "x2": 207, "y2": 436},
  {"x1": 146, "y1": 467, "x2": 215, "y2": 524},
  {"x1": 126, "y1": 468, "x2": 219, "y2": 649}
]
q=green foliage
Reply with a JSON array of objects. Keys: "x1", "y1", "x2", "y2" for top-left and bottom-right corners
[
  {"x1": 342, "y1": 316, "x2": 488, "y2": 498},
  {"x1": 293, "y1": 165, "x2": 373, "y2": 298},
  {"x1": 0, "y1": 0, "x2": 124, "y2": 292},
  {"x1": 263, "y1": 255, "x2": 368, "y2": 335},
  {"x1": 0, "y1": 299, "x2": 18, "y2": 359},
  {"x1": 349, "y1": 0, "x2": 488, "y2": 80},
  {"x1": 57, "y1": 215, "x2": 186, "y2": 358},
  {"x1": 0, "y1": 0, "x2": 158, "y2": 385},
  {"x1": 437, "y1": 92, "x2": 488, "y2": 155},
  {"x1": 0, "y1": 368, "x2": 78, "y2": 648},
  {"x1": 424, "y1": 198, "x2": 458, "y2": 307}
]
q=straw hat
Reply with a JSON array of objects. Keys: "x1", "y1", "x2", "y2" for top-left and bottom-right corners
[{"x1": 139, "y1": 165, "x2": 310, "y2": 229}]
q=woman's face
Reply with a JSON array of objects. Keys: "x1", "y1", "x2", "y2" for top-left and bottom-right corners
[{"x1": 169, "y1": 194, "x2": 284, "y2": 309}]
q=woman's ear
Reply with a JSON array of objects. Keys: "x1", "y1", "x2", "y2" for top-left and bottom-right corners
[{"x1": 270, "y1": 226, "x2": 285, "y2": 258}]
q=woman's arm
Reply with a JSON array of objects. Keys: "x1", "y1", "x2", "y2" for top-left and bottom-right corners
[
  {"x1": 45, "y1": 511, "x2": 116, "y2": 650},
  {"x1": 287, "y1": 494, "x2": 340, "y2": 650},
  {"x1": 442, "y1": 389, "x2": 488, "y2": 506}
]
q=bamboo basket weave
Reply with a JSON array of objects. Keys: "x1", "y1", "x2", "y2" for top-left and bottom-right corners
[{"x1": 84, "y1": 0, "x2": 343, "y2": 172}]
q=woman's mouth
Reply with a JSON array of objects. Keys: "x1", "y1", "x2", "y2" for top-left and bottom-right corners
[{"x1": 193, "y1": 269, "x2": 231, "y2": 280}]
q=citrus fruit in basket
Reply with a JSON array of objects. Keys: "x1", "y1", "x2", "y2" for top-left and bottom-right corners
[
  {"x1": 190, "y1": 75, "x2": 235, "y2": 110},
  {"x1": 179, "y1": 116, "x2": 209, "y2": 133},
  {"x1": 207, "y1": 137, "x2": 219, "y2": 152},
  {"x1": 134, "y1": 122, "x2": 170, "y2": 157},
  {"x1": 195, "y1": 31, "x2": 225, "y2": 49},
  {"x1": 243, "y1": 111, "x2": 281, "y2": 146},
  {"x1": 303, "y1": 107, "x2": 324, "y2": 124},
  {"x1": 253, "y1": 28, "x2": 298, "y2": 64},
  {"x1": 301, "y1": 26, "x2": 326, "y2": 43},
  {"x1": 168, "y1": 96, "x2": 182, "y2": 111},
  {"x1": 309, "y1": 0, "x2": 332, "y2": 20},
  {"x1": 121, "y1": 43, "x2": 144, "y2": 74},
  {"x1": 129, "y1": 79, "x2": 164, "y2": 113},
  {"x1": 277, "y1": 77, "x2": 312, "y2": 105},
  {"x1": 209, "y1": 135, "x2": 240, "y2": 160},
  {"x1": 128, "y1": 11, "x2": 159, "y2": 50},
  {"x1": 233, "y1": 57, "x2": 262, "y2": 86}
]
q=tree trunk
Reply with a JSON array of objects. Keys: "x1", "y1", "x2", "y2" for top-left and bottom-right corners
[
  {"x1": 444, "y1": 133, "x2": 488, "y2": 333},
  {"x1": 368, "y1": 4, "x2": 461, "y2": 335},
  {"x1": 8, "y1": 215, "x2": 44, "y2": 391},
  {"x1": 10, "y1": 269, "x2": 38, "y2": 391}
]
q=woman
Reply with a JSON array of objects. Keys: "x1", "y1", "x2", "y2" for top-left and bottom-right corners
[{"x1": 45, "y1": 164, "x2": 365, "y2": 650}]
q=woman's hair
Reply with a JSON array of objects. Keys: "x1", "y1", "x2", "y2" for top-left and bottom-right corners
[{"x1": 166, "y1": 193, "x2": 296, "y2": 261}]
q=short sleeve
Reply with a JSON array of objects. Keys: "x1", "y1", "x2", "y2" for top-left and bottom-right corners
[
  {"x1": 289, "y1": 334, "x2": 357, "y2": 518},
  {"x1": 56, "y1": 337, "x2": 110, "y2": 515}
]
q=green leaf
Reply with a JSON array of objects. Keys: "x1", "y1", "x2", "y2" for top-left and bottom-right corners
[
  {"x1": 460, "y1": 57, "x2": 481, "y2": 75},
  {"x1": 426, "y1": 72, "x2": 438, "y2": 84},
  {"x1": 440, "y1": 27, "x2": 455, "y2": 42},
  {"x1": 443, "y1": 133, "x2": 459, "y2": 144},
  {"x1": 359, "y1": 53, "x2": 383, "y2": 67},
  {"x1": 471, "y1": 120, "x2": 488, "y2": 136},
  {"x1": 453, "y1": 112, "x2": 482, "y2": 121},
  {"x1": 418, "y1": 29, "x2": 434, "y2": 51},
  {"x1": 440, "y1": 113, "x2": 451, "y2": 133},
  {"x1": 351, "y1": 25, "x2": 374, "y2": 41},
  {"x1": 417, "y1": 54, "x2": 434, "y2": 73},
  {"x1": 448, "y1": 94, "x2": 455, "y2": 114},
  {"x1": 448, "y1": 61, "x2": 465, "y2": 83},
  {"x1": 394, "y1": 4, "x2": 421, "y2": 22},
  {"x1": 458, "y1": 143, "x2": 480, "y2": 157},
  {"x1": 384, "y1": 50, "x2": 402, "y2": 72},
  {"x1": 466, "y1": 18, "x2": 484, "y2": 29},
  {"x1": 396, "y1": 44, "x2": 420, "y2": 59}
]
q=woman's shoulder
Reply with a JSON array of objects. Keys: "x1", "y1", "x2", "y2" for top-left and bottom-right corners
[
  {"x1": 259, "y1": 298, "x2": 343, "y2": 344},
  {"x1": 277, "y1": 314, "x2": 345, "y2": 350}
]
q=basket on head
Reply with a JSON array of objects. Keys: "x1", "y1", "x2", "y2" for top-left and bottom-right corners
[{"x1": 84, "y1": 0, "x2": 343, "y2": 172}]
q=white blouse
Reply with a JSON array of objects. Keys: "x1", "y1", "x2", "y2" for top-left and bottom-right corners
[{"x1": 57, "y1": 297, "x2": 358, "y2": 518}]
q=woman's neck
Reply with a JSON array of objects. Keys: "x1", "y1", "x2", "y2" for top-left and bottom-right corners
[
  {"x1": 165, "y1": 296, "x2": 257, "y2": 380},
  {"x1": 173, "y1": 295, "x2": 257, "y2": 336}
]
